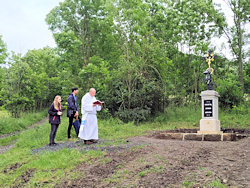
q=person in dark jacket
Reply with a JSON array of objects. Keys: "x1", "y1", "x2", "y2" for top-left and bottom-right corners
[
  {"x1": 48, "y1": 95, "x2": 63, "y2": 146},
  {"x1": 67, "y1": 87, "x2": 80, "y2": 140}
]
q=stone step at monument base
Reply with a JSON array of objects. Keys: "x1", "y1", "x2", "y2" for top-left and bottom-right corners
[
  {"x1": 156, "y1": 132, "x2": 248, "y2": 141},
  {"x1": 197, "y1": 130, "x2": 223, "y2": 134}
]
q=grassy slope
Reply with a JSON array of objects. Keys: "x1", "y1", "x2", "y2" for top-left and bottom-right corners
[
  {"x1": 0, "y1": 106, "x2": 249, "y2": 187},
  {"x1": 0, "y1": 110, "x2": 48, "y2": 135}
]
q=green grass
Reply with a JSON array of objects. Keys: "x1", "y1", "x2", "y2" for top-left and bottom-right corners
[
  {"x1": 208, "y1": 179, "x2": 227, "y2": 188},
  {"x1": 0, "y1": 105, "x2": 249, "y2": 187},
  {"x1": 206, "y1": 171, "x2": 212, "y2": 176},
  {"x1": 0, "y1": 110, "x2": 9, "y2": 118},
  {"x1": 0, "y1": 115, "x2": 105, "y2": 187},
  {"x1": 152, "y1": 105, "x2": 250, "y2": 129},
  {"x1": 0, "y1": 135, "x2": 19, "y2": 146},
  {"x1": 0, "y1": 109, "x2": 48, "y2": 135},
  {"x1": 182, "y1": 180, "x2": 195, "y2": 187},
  {"x1": 220, "y1": 109, "x2": 250, "y2": 129}
]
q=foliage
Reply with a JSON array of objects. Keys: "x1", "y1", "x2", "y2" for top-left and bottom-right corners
[
  {"x1": 0, "y1": 35, "x2": 8, "y2": 65},
  {"x1": 216, "y1": 75, "x2": 243, "y2": 108},
  {"x1": 215, "y1": 0, "x2": 250, "y2": 92},
  {"x1": 0, "y1": 48, "x2": 63, "y2": 117},
  {"x1": 0, "y1": 0, "x2": 249, "y2": 122}
]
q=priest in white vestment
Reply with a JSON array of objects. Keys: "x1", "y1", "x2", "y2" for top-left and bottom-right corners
[{"x1": 78, "y1": 88, "x2": 102, "y2": 144}]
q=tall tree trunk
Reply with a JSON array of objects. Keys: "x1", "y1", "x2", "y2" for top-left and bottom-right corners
[
  {"x1": 81, "y1": 37, "x2": 87, "y2": 67},
  {"x1": 236, "y1": 18, "x2": 244, "y2": 92},
  {"x1": 230, "y1": 0, "x2": 245, "y2": 93}
]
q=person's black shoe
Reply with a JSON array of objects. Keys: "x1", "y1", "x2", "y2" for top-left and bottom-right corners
[
  {"x1": 49, "y1": 143, "x2": 53, "y2": 146},
  {"x1": 52, "y1": 142, "x2": 58, "y2": 145}
]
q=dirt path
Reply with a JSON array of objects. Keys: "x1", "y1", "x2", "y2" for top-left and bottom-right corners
[
  {"x1": 56, "y1": 136, "x2": 250, "y2": 188},
  {"x1": 0, "y1": 116, "x2": 48, "y2": 154},
  {"x1": 0, "y1": 143, "x2": 15, "y2": 155},
  {"x1": 0, "y1": 116, "x2": 48, "y2": 139}
]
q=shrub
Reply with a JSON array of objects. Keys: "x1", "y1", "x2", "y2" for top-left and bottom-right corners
[
  {"x1": 115, "y1": 107, "x2": 151, "y2": 124},
  {"x1": 216, "y1": 76, "x2": 243, "y2": 108}
]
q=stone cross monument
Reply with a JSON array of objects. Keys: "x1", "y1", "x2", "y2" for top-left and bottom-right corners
[{"x1": 198, "y1": 52, "x2": 222, "y2": 134}]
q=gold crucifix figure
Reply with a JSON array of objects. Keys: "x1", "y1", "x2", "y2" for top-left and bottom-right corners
[{"x1": 206, "y1": 52, "x2": 214, "y2": 74}]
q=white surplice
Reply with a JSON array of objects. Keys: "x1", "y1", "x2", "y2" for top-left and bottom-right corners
[{"x1": 78, "y1": 93, "x2": 101, "y2": 140}]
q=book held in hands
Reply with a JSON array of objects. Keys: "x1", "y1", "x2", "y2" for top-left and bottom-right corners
[{"x1": 93, "y1": 100, "x2": 104, "y2": 105}]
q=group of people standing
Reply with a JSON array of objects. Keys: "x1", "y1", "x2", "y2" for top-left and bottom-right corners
[{"x1": 48, "y1": 87, "x2": 102, "y2": 146}]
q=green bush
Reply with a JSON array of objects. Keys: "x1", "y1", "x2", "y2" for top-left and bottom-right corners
[
  {"x1": 216, "y1": 76, "x2": 243, "y2": 108},
  {"x1": 231, "y1": 102, "x2": 249, "y2": 115},
  {"x1": 115, "y1": 107, "x2": 151, "y2": 123}
]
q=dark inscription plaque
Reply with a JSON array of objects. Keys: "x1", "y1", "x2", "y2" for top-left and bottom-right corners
[{"x1": 204, "y1": 100, "x2": 213, "y2": 117}]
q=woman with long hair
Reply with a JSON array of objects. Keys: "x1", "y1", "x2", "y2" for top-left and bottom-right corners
[{"x1": 48, "y1": 95, "x2": 63, "y2": 146}]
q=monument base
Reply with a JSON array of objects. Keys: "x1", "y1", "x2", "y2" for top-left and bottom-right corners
[
  {"x1": 199, "y1": 119, "x2": 222, "y2": 134},
  {"x1": 197, "y1": 131, "x2": 223, "y2": 134}
]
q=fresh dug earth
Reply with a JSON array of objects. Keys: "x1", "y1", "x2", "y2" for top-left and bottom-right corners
[{"x1": 56, "y1": 134, "x2": 250, "y2": 188}]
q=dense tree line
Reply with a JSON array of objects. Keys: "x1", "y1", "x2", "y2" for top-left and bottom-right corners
[{"x1": 0, "y1": 0, "x2": 249, "y2": 120}]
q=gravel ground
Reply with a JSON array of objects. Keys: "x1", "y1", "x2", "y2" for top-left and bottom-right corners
[{"x1": 31, "y1": 139, "x2": 148, "y2": 154}]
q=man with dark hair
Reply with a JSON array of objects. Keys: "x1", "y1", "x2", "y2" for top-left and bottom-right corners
[{"x1": 67, "y1": 87, "x2": 80, "y2": 140}]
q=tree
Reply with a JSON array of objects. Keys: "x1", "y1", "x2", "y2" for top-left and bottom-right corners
[
  {"x1": 2, "y1": 53, "x2": 33, "y2": 117},
  {"x1": 0, "y1": 35, "x2": 8, "y2": 65},
  {"x1": 22, "y1": 48, "x2": 62, "y2": 109},
  {"x1": 219, "y1": 0, "x2": 250, "y2": 92},
  {"x1": 46, "y1": 0, "x2": 109, "y2": 67}
]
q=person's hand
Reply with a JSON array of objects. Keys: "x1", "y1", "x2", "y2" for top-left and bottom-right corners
[
  {"x1": 57, "y1": 111, "x2": 62, "y2": 116},
  {"x1": 93, "y1": 104, "x2": 97, "y2": 107},
  {"x1": 75, "y1": 111, "x2": 79, "y2": 116}
]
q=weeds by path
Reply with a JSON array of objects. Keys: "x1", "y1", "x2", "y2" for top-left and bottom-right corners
[
  {"x1": 0, "y1": 110, "x2": 48, "y2": 136},
  {"x1": 0, "y1": 116, "x2": 48, "y2": 140},
  {"x1": 0, "y1": 116, "x2": 48, "y2": 154}
]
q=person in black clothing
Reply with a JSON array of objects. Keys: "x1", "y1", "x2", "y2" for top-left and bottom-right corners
[
  {"x1": 48, "y1": 95, "x2": 63, "y2": 146},
  {"x1": 67, "y1": 87, "x2": 80, "y2": 140}
]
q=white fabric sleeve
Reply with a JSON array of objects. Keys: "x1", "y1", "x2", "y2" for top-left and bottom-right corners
[
  {"x1": 96, "y1": 105, "x2": 102, "y2": 111},
  {"x1": 81, "y1": 95, "x2": 93, "y2": 114},
  {"x1": 81, "y1": 97, "x2": 84, "y2": 115}
]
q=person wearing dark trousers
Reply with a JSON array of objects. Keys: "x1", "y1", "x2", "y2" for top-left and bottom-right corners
[
  {"x1": 67, "y1": 87, "x2": 81, "y2": 140},
  {"x1": 48, "y1": 95, "x2": 63, "y2": 146}
]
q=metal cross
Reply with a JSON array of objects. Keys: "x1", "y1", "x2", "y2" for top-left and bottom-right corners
[{"x1": 205, "y1": 51, "x2": 214, "y2": 74}]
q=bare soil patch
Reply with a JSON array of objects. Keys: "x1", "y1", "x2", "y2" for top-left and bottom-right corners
[
  {"x1": 55, "y1": 134, "x2": 250, "y2": 187},
  {"x1": 3, "y1": 163, "x2": 25, "y2": 174},
  {"x1": 11, "y1": 169, "x2": 35, "y2": 188}
]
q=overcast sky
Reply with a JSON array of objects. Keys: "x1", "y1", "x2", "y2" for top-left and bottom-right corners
[
  {"x1": 0, "y1": 0, "x2": 248, "y2": 59},
  {"x1": 0, "y1": 0, "x2": 62, "y2": 55}
]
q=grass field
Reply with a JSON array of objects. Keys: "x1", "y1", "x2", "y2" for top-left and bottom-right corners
[
  {"x1": 0, "y1": 110, "x2": 48, "y2": 135},
  {"x1": 0, "y1": 105, "x2": 249, "y2": 187}
]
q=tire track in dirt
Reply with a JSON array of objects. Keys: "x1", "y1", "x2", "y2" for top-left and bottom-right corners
[
  {"x1": 55, "y1": 146, "x2": 151, "y2": 188},
  {"x1": 55, "y1": 136, "x2": 250, "y2": 188},
  {"x1": 0, "y1": 143, "x2": 15, "y2": 154}
]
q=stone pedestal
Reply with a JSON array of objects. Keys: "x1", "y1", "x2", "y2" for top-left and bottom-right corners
[{"x1": 198, "y1": 90, "x2": 222, "y2": 134}]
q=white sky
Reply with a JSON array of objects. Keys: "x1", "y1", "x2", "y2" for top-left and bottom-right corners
[
  {"x1": 0, "y1": 0, "x2": 62, "y2": 55},
  {"x1": 0, "y1": 0, "x2": 248, "y2": 60}
]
